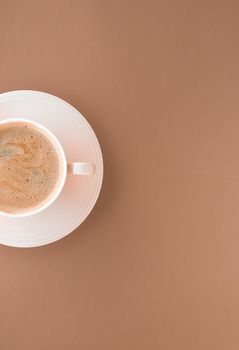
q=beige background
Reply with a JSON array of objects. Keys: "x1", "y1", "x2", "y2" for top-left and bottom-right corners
[{"x1": 0, "y1": 0, "x2": 239, "y2": 349}]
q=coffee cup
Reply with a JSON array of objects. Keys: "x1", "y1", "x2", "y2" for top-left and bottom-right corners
[{"x1": 0, "y1": 118, "x2": 95, "y2": 218}]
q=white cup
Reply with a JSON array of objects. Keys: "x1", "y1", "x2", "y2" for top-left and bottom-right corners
[{"x1": 0, "y1": 118, "x2": 95, "y2": 218}]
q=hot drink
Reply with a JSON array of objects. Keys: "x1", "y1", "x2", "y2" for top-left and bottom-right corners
[{"x1": 0, "y1": 121, "x2": 59, "y2": 214}]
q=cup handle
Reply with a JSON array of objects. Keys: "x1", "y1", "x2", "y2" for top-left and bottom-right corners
[{"x1": 67, "y1": 162, "x2": 95, "y2": 175}]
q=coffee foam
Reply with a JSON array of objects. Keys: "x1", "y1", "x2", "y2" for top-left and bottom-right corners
[{"x1": 0, "y1": 122, "x2": 59, "y2": 213}]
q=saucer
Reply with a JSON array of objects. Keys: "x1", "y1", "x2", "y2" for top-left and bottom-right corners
[{"x1": 0, "y1": 90, "x2": 103, "y2": 247}]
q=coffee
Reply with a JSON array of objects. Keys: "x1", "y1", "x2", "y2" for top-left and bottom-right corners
[{"x1": 0, "y1": 122, "x2": 59, "y2": 214}]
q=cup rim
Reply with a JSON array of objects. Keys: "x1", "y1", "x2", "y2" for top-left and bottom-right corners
[{"x1": 0, "y1": 117, "x2": 67, "y2": 218}]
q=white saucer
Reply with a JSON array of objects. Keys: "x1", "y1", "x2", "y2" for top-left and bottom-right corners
[{"x1": 0, "y1": 90, "x2": 103, "y2": 247}]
